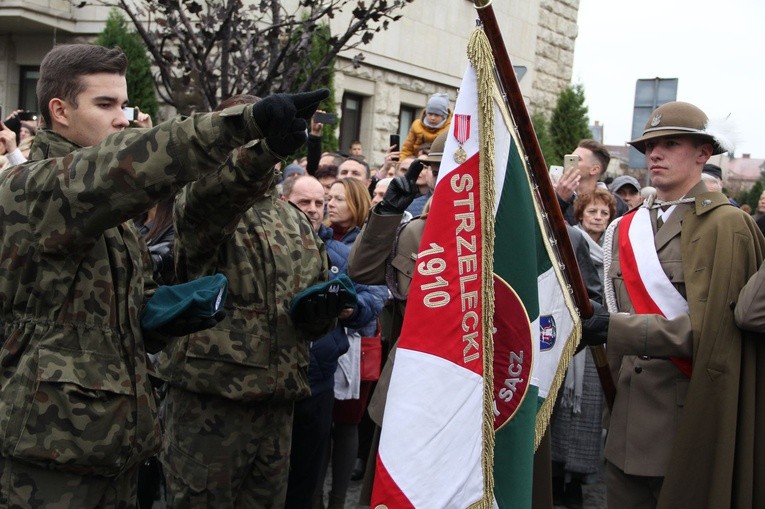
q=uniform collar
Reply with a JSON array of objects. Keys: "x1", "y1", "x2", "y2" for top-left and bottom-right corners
[{"x1": 27, "y1": 129, "x2": 82, "y2": 162}]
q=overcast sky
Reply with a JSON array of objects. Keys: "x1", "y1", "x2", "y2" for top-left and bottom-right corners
[{"x1": 571, "y1": 0, "x2": 765, "y2": 157}]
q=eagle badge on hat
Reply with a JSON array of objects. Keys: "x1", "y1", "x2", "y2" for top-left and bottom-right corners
[
  {"x1": 651, "y1": 114, "x2": 662, "y2": 127},
  {"x1": 453, "y1": 113, "x2": 471, "y2": 164}
]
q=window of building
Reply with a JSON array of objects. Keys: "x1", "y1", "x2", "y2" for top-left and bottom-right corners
[
  {"x1": 18, "y1": 67, "x2": 40, "y2": 115},
  {"x1": 339, "y1": 93, "x2": 363, "y2": 154},
  {"x1": 398, "y1": 105, "x2": 418, "y2": 140}
]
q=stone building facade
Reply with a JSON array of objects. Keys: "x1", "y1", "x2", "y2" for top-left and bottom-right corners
[
  {"x1": 0, "y1": 0, "x2": 579, "y2": 167},
  {"x1": 532, "y1": 0, "x2": 579, "y2": 113}
]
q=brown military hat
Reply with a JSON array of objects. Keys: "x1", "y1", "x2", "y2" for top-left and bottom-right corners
[
  {"x1": 629, "y1": 101, "x2": 731, "y2": 155},
  {"x1": 423, "y1": 131, "x2": 447, "y2": 163}
]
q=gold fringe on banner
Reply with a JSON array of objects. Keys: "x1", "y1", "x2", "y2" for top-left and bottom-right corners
[
  {"x1": 465, "y1": 26, "x2": 497, "y2": 509},
  {"x1": 533, "y1": 316, "x2": 581, "y2": 448},
  {"x1": 494, "y1": 74, "x2": 583, "y2": 451}
]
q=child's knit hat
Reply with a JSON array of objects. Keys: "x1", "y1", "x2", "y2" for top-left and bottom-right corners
[{"x1": 425, "y1": 93, "x2": 449, "y2": 118}]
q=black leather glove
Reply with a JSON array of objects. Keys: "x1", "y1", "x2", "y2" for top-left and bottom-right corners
[
  {"x1": 377, "y1": 160, "x2": 425, "y2": 215},
  {"x1": 264, "y1": 117, "x2": 309, "y2": 158},
  {"x1": 156, "y1": 310, "x2": 226, "y2": 337},
  {"x1": 250, "y1": 89, "x2": 330, "y2": 138},
  {"x1": 581, "y1": 299, "x2": 609, "y2": 346}
]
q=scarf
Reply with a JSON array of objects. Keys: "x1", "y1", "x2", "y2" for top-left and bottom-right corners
[
  {"x1": 561, "y1": 349, "x2": 586, "y2": 414},
  {"x1": 576, "y1": 224, "x2": 604, "y2": 281}
]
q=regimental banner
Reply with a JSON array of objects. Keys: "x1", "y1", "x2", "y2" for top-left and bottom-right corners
[
  {"x1": 371, "y1": 27, "x2": 579, "y2": 509},
  {"x1": 372, "y1": 145, "x2": 490, "y2": 509}
]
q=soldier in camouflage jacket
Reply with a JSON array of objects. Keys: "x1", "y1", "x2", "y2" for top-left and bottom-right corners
[
  {"x1": 156, "y1": 95, "x2": 335, "y2": 508},
  {"x1": 0, "y1": 44, "x2": 328, "y2": 507}
]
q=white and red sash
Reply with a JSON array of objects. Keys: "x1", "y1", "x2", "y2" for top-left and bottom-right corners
[{"x1": 618, "y1": 207, "x2": 692, "y2": 377}]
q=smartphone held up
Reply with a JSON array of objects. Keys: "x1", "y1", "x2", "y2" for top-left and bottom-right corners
[
  {"x1": 564, "y1": 154, "x2": 580, "y2": 171},
  {"x1": 122, "y1": 107, "x2": 136, "y2": 122},
  {"x1": 549, "y1": 165, "x2": 564, "y2": 184},
  {"x1": 389, "y1": 134, "x2": 400, "y2": 161},
  {"x1": 313, "y1": 112, "x2": 337, "y2": 125}
]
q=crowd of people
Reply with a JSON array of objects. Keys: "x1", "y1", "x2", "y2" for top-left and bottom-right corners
[{"x1": 0, "y1": 42, "x2": 763, "y2": 509}]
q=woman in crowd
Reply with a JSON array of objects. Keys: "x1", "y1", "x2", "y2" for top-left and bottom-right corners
[
  {"x1": 573, "y1": 188, "x2": 616, "y2": 281},
  {"x1": 316, "y1": 177, "x2": 387, "y2": 509},
  {"x1": 551, "y1": 188, "x2": 615, "y2": 508},
  {"x1": 134, "y1": 196, "x2": 176, "y2": 286}
]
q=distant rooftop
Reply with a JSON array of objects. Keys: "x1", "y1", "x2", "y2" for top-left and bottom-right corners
[{"x1": 728, "y1": 154, "x2": 765, "y2": 182}]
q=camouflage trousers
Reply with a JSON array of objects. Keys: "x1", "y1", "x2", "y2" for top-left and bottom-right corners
[
  {"x1": 160, "y1": 386, "x2": 295, "y2": 508},
  {"x1": 0, "y1": 456, "x2": 138, "y2": 508}
]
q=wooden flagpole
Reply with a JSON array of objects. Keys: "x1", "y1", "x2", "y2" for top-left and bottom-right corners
[{"x1": 472, "y1": 0, "x2": 616, "y2": 410}]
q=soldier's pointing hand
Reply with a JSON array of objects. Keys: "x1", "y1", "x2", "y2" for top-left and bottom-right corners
[{"x1": 249, "y1": 89, "x2": 330, "y2": 158}]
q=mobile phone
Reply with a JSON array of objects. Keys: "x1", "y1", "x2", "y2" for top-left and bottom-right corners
[
  {"x1": 549, "y1": 165, "x2": 564, "y2": 182},
  {"x1": 564, "y1": 154, "x2": 580, "y2": 171},
  {"x1": 0, "y1": 106, "x2": 3, "y2": 120},
  {"x1": 313, "y1": 112, "x2": 336, "y2": 124},
  {"x1": 389, "y1": 134, "x2": 400, "y2": 161},
  {"x1": 18, "y1": 111, "x2": 36, "y2": 121},
  {"x1": 122, "y1": 107, "x2": 136, "y2": 122}
]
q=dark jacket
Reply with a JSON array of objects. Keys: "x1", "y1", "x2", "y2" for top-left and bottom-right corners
[
  {"x1": 307, "y1": 225, "x2": 387, "y2": 396},
  {"x1": 134, "y1": 218, "x2": 176, "y2": 286}
]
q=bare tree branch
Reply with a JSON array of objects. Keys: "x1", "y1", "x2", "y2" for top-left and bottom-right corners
[{"x1": 75, "y1": 0, "x2": 414, "y2": 112}]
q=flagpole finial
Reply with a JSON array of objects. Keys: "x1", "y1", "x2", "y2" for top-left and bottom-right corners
[{"x1": 473, "y1": 0, "x2": 493, "y2": 9}]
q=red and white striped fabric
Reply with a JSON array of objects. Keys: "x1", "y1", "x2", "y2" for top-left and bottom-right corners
[
  {"x1": 618, "y1": 207, "x2": 688, "y2": 320},
  {"x1": 371, "y1": 66, "x2": 489, "y2": 508},
  {"x1": 618, "y1": 207, "x2": 692, "y2": 376}
]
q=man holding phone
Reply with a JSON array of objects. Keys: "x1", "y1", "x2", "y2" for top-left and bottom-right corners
[
  {"x1": 554, "y1": 139, "x2": 628, "y2": 225},
  {"x1": 0, "y1": 109, "x2": 35, "y2": 167},
  {"x1": 375, "y1": 136, "x2": 404, "y2": 180}
]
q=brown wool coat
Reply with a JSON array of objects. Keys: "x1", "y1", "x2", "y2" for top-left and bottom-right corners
[
  {"x1": 660, "y1": 192, "x2": 765, "y2": 508},
  {"x1": 347, "y1": 211, "x2": 426, "y2": 425},
  {"x1": 607, "y1": 183, "x2": 765, "y2": 507}
]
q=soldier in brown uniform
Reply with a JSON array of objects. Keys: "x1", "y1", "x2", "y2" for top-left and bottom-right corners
[
  {"x1": 583, "y1": 102, "x2": 765, "y2": 508},
  {"x1": 0, "y1": 44, "x2": 328, "y2": 507}
]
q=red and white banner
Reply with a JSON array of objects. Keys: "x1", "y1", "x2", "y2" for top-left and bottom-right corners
[{"x1": 372, "y1": 69, "x2": 489, "y2": 508}]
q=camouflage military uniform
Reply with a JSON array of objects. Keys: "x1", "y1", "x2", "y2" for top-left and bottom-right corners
[
  {"x1": 0, "y1": 105, "x2": 274, "y2": 507},
  {"x1": 156, "y1": 149, "x2": 330, "y2": 507}
]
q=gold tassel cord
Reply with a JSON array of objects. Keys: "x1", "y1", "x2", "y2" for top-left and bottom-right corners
[{"x1": 466, "y1": 26, "x2": 497, "y2": 509}]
